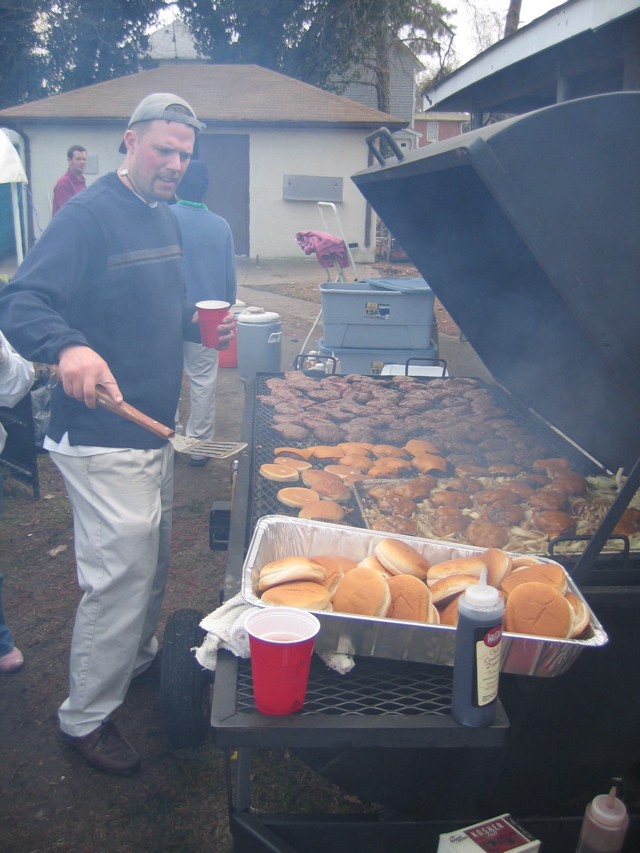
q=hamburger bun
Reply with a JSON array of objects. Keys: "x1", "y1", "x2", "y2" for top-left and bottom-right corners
[
  {"x1": 324, "y1": 464, "x2": 363, "y2": 481},
  {"x1": 301, "y1": 468, "x2": 335, "y2": 487},
  {"x1": 312, "y1": 556, "x2": 345, "y2": 597},
  {"x1": 332, "y1": 567, "x2": 391, "y2": 617},
  {"x1": 387, "y1": 574, "x2": 431, "y2": 622},
  {"x1": 258, "y1": 556, "x2": 326, "y2": 591},
  {"x1": 334, "y1": 556, "x2": 359, "y2": 572},
  {"x1": 427, "y1": 556, "x2": 487, "y2": 586},
  {"x1": 504, "y1": 581, "x2": 573, "y2": 638},
  {"x1": 277, "y1": 487, "x2": 320, "y2": 508},
  {"x1": 371, "y1": 445, "x2": 409, "y2": 459},
  {"x1": 273, "y1": 456, "x2": 313, "y2": 471},
  {"x1": 338, "y1": 442, "x2": 373, "y2": 455},
  {"x1": 260, "y1": 463, "x2": 300, "y2": 482},
  {"x1": 339, "y1": 454, "x2": 373, "y2": 472},
  {"x1": 375, "y1": 457, "x2": 413, "y2": 473},
  {"x1": 511, "y1": 555, "x2": 545, "y2": 570},
  {"x1": 481, "y1": 548, "x2": 513, "y2": 586},
  {"x1": 429, "y1": 573, "x2": 479, "y2": 605},
  {"x1": 501, "y1": 562, "x2": 568, "y2": 596},
  {"x1": 298, "y1": 500, "x2": 345, "y2": 522},
  {"x1": 357, "y1": 556, "x2": 392, "y2": 577},
  {"x1": 261, "y1": 580, "x2": 332, "y2": 611},
  {"x1": 411, "y1": 453, "x2": 447, "y2": 474},
  {"x1": 438, "y1": 593, "x2": 462, "y2": 626},
  {"x1": 404, "y1": 439, "x2": 440, "y2": 456},
  {"x1": 427, "y1": 556, "x2": 486, "y2": 586},
  {"x1": 566, "y1": 591, "x2": 591, "y2": 638},
  {"x1": 274, "y1": 446, "x2": 315, "y2": 460},
  {"x1": 311, "y1": 445, "x2": 344, "y2": 460},
  {"x1": 429, "y1": 603, "x2": 441, "y2": 624},
  {"x1": 374, "y1": 538, "x2": 430, "y2": 581}
]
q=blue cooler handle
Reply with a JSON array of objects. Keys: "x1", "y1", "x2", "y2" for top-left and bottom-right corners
[
  {"x1": 365, "y1": 128, "x2": 405, "y2": 166},
  {"x1": 267, "y1": 332, "x2": 282, "y2": 345}
]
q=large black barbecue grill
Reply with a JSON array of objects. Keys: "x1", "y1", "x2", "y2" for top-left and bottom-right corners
[{"x1": 202, "y1": 93, "x2": 640, "y2": 851}]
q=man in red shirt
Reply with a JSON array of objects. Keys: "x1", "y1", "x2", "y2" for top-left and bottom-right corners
[{"x1": 52, "y1": 145, "x2": 87, "y2": 215}]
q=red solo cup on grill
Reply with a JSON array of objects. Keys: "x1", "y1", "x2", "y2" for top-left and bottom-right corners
[
  {"x1": 244, "y1": 607, "x2": 320, "y2": 715},
  {"x1": 196, "y1": 300, "x2": 231, "y2": 348}
]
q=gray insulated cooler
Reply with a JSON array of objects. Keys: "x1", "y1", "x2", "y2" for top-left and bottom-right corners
[{"x1": 319, "y1": 276, "x2": 435, "y2": 350}]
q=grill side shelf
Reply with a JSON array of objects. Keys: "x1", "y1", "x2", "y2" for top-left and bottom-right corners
[{"x1": 210, "y1": 650, "x2": 509, "y2": 750}]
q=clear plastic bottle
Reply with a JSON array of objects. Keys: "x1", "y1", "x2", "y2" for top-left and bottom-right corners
[
  {"x1": 451, "y1": 567, "x2": 504, "y2": 727},
  {"x1": 575, "y1": 787, "x2": 629, "y2": 853}
]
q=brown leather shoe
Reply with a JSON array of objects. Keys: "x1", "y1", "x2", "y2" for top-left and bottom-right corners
[{"x1": 61, "y1": 721, "x2": 141, "y2": 776}]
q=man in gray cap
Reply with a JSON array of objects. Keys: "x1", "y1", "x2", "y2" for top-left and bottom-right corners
[{"x1": 0, "y1": 94, "x2": 233, "y2": 776}]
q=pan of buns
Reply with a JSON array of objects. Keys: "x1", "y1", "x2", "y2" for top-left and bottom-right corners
[{"x1": 241, "y1": 515, "x2": 608, "y2": 678}]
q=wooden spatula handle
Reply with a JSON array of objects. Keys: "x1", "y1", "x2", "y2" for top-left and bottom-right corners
[
  {"x1": 94, "y1": 387, "x2": 175, "y2": 440},
  {"x1": 49, "y1": 364, "x2": 174, "y2": 440}
]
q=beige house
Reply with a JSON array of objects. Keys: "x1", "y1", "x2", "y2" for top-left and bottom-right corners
[{"x1": 0, "y1": 64, "x2": 406, "y2": 259}]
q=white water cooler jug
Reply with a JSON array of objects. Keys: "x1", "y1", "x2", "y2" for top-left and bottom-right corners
[{"x1": 237, "y1": 306, "x2": 282, "y2": 380}]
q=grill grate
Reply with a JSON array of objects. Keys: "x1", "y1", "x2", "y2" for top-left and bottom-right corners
[
  {"x1": 250, "y1": 373, "x2": 598, "y2": 533},
  {"x1": 235, "y1": 655, "x2": 454, "y2": 716}
]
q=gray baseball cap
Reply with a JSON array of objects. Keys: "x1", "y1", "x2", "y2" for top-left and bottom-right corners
[{"x1": 119, "y1": 93, "x2": 204, "y2": 153}]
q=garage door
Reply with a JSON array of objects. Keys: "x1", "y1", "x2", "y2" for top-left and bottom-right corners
[{"x1": 197, "y1": 134, "x2": 250, "y2": 256}]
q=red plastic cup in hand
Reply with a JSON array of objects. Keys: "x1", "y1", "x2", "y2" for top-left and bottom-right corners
[
  {"x1": 196, "y1": 300, "x2": 231, "y2": 348},
  {"x1": 244, "y1": 607, "x2": 321, "y2": 715}
]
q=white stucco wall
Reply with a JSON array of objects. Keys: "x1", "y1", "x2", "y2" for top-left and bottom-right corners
[
  {"x1": 247, "y1": 126, "x2": 375, "y2": 261},
  {"x1": 14, "y1": 122, "x2": 377, "y2": 261},
  {"x1": 21, "y1": 124, "x2": 125, "y2": 237}
]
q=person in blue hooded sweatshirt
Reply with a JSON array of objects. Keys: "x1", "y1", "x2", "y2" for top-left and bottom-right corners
[{"x1": 172, "y1": 159, "x2": 236, "y2": 466}]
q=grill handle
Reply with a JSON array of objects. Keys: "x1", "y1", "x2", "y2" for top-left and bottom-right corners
[
  {"x1": 550, "y1": 534, "x2": 630, "y2": 569},
  {"x1": 569, "y1": 454, "x2": 640, "y2": 585},
  {"x1": 365, "y1": 128, "x2": 405, "y2": 166}
]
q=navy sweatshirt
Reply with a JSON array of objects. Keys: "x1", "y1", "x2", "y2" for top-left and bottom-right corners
[{"x1": 0, "y1": 172, "x2": 193, "y2": 449}]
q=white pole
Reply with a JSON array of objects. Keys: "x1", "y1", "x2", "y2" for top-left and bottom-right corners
[{"x1": 10, "y1": 182, "x2": 23, "y2": 266}]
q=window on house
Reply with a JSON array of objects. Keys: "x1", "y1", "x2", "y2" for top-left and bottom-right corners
[{"x1": 426, "y1": 122, "x2": 439, "y2": 142}]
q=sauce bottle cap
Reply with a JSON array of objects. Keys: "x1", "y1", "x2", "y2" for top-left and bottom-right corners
[
  {"x1": 591, "y1": 787, "x2": 628, "y2": 827},
  {"x1": 464, "y1": 567, "x2": 500, "y2": 607}
]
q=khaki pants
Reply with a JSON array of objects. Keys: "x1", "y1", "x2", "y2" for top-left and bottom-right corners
[
  {"x1": 52, "y1": 445, "x2": 174, "y2": 737},
  {"x1": 182, "y1": 341, "x2": 218, "y2": 451}
]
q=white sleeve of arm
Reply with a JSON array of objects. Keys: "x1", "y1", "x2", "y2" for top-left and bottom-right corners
[{"x1": 0, "y1": 332, "x2": 35, "y2": 408}]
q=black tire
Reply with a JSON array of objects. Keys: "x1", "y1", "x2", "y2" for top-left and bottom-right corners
[{"x1": 160, "y1": 608, "x2": 212, "y2": 748}]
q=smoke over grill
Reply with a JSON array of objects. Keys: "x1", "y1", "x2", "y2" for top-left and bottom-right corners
[{"x1": 352, "y1": 92, "x2": 640, "y2": 474}]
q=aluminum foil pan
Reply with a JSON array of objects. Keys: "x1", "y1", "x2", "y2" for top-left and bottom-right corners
[{"x1": 241, "y1": 515, "x2": 609, "y2": 678}]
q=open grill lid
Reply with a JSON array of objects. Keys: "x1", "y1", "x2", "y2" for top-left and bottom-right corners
[{"x1": 352, "y1": 93, "x2": 640, "y2": 475}]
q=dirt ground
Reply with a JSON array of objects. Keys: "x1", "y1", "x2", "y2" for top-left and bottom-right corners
[{"x1": 0, "y1": 274, "x2": 390, "y2": 853}]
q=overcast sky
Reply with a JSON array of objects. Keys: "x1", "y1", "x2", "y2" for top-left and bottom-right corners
[{"x1": 452, "y1": 0, "x2": 564, "y2": 64}]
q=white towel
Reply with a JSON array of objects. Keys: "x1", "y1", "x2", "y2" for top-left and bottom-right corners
[
  {"x1": 195, "y1": 593, "x2": 257, "y2": 671},
  {"x1": 195, "y1": 593, "x2": 356, "y2": 675},
  {"x1": 316, "y1": 650, "x2": 355, "y2": 674}
]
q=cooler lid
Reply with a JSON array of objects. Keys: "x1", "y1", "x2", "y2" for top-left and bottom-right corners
[
  {"x1": 352, "y1": 93, "x2": 640, "y2": 474},
  {"x1": 238, "y1": 307, "x2": 280, "y2": 324},
  {"x1": 362, "y1": 276, "x2": 432, "y2": 293}
]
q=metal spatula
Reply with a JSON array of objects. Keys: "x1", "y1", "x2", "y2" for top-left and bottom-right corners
[
  {"x1": 48, "y1": 366, "x2": 246, "y2": 459},
  {"x1": 94, "y1": 387, "x2": 247, "y2": 459}
]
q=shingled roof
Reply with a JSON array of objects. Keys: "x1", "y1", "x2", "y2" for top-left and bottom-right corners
[{"x1": 0, "y1": 64, "x2": 407, "y2": 129}]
